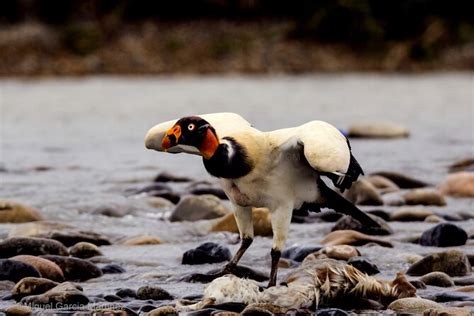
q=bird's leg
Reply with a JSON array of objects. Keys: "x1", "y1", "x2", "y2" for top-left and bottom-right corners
[
  {"x1": 222, "y1": 206, "x2": 254, "y2": 274},
  {"x1": 268, "y1": 206, "x2": 292, "y2": 288}
]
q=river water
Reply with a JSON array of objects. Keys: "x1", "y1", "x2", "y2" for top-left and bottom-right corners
[{"x1": 0, "y1": 74, "x2": 473, "y2": 312}]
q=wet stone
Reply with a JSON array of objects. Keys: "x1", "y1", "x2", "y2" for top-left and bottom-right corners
[
  {"x1": 453, "y1": 276, "x2": 474, "y2": 286},
  {"x1": 182, "y1": 242, "x2": 231, "y2": 265},
  {"x1": 428, "y1": 291, "x2": 474, "y2": 302},
  {"x1": 116, "y1": 288, "x2": 137, "y2": 298},
  {"x1": 403, "y1": 189, "x2": 446, "y2": 206},
  {"x1": 347, "y1": 256, "x2": 380, "y2": 275},
  {"x1": 407, "y1": 249, "x2": 471, "y2": 277},
  {"x1": 315, "y1": 308, "x2": 350, "y2": 316},
  {"x1": 343, "y1": 178, "x2": 383, "y2": 206},
  {"x1": 183, "y1": 265, "x2": 268, "y2": 283},
  {"x1": 12, "y1": 277, "x2": 58, "y2": 301},
  {"x1": 419, "y1": 272, "x2": 454, "y2": 287},
  {"x1": 438, "y1": 172, "x2": 474, "y2": 197},
  {"x1": 0, "y1": 199, "x2": 43, "y2": 223},
  {"x1": 170, "y1": 195, "x2": 230, "y2": 222},
  {"x1": 410, "y1": 280, "x2": 427, "y2": 289},
  {"x1": 104, "y1": 294, "x2": 122, "y2": 302},
  {"x1": 0, "y1": 237, "x2": 68, "y2": 258},
  {"x1": 0, "y1": 259, "x2": 41, "y2": 282},
  {"x1": 321, "y1": 230, "x2": 393, "y2": 248},
  {"x1": 282, "y1": 245, "x2": 323, "y2": 262},
  {"x1": 101, "y1": 264, "x2": 126, "y2": 274},
  {"x1": 136, "y1": 286, "x2": 173, "y2": 300},
  {"x1": 41, "y1": 255, "x2": 103, "y2": 281},
  {"x1": 10, "y1": 255, "x2": 65, "y2": 282},
  {"x1": 370, "y1": 171, "x2": 429, "y2": 188},
  {"x1": 20, "y1": 282, "x2": 89, "y2": 308},
  {"x1": 69, "y1": 242, "x2": 103, "y2": 259},
  {"x1": 242, "y1": 303, "x2": 288, "y2": 315},
  {"x1": 331, "y1": 214, "x2": 392, "y2": 235},
  {"x1": 419, "y1": 223, "x2": 468, "y2": 247},
  {"x1": 388, "y1": 297, "x2": 442, "y2": 313},
  {"x1": 4, "y1": 304, "x2": 33, "y2": 315},
  {"x1": 154, "y1": 172, "x2": 192, "y2": 183},
  {"x1": 147, "y1": 305, "x2": 177, "y2": 315}
]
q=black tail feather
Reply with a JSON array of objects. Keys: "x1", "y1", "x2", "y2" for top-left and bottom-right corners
[{"x1": 317, "y1": 177, "x2": 381, "y2": 228}]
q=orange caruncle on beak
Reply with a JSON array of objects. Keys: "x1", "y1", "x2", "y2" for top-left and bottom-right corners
[{"x1": 162, "y1": 125, "x2": 181, "y2": 150}]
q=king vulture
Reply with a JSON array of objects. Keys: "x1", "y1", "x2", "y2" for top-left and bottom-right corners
[{"x1": 145, "y1": 112, "x2": 380, "y2": 287}]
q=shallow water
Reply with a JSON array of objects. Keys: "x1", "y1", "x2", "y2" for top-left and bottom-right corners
[{"x1": 0, "y1": 74, "x2": 473, "y2": 312}]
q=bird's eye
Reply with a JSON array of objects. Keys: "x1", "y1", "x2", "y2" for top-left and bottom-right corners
[{"x1": 188, "y1": 123, "x2": 195, "y2": 131}]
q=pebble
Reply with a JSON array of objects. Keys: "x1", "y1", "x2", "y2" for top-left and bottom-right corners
[
  {"x1": 183, "y1": 265, "x2": 268, "y2": 283},
  {"x1": 438, "y1": 172, "x2": 474, "y2": 197},
  {"x1": 10, "y1": 255, "x2": 64, "y2": 282},
  {"x1": 429, "y1": 291, "x2": 474, "y2": 302},
  {"x1": 116, "y1": 288, "x2": 137, "y2": 298},
  {"x1": 241, "y1": 303, "x2": 287, "y2": 315},
  {"x1": 149, "y1": 191, "x2": 181, "y2": 204},
  {"x1": 321, "y1": 245, "x2": 360, "y2": 261},
  {"x1": 0, "y1": 280, "x2": 15, "y2": 291},
  {"x1": 11, "y1": 277, "x2": 59, "y2": 300},
  {"x1": 4, "y1": 304, "x2": 33, "y2": 315},
  {"x1": 0, "y1": 199, "x2": 43, "y2": 223},
  {"x1": 403, "y1": 189, "x2": 446, "y2": 206},
  {"x1": 453, "y1": 276, "x2": 474, "y2": 286},
  {"x1": 154, "y1": 171, "x2": 192, "y2": 183},
  {"x1": 20, "y1": 282, "x2": 89, "y2": 307},
  {"x1": 455, "y1": 285, "x2": 474, "y2": 292},
  {"x1": 8, "y1": 221, "x2": 111, "y2": 246},
  {"x1": 0, "y1": 237, "x2": 68, "y2": 258},
  {"x1": 182, "y1": 242, "x2": 231, "y2": 265},
  {"x1": 390, "y1": 208, "x2": 434, "y2": 221},
  {"x1": 315, "y1": 308, "x2": 350, "y2": 316},
  {"x1": 123, "y1": 235, "x2": 162, "y2": 246},
  {"x1": 104, "y1": 294, "x2": 122, "y2": 302},
  {"x1": 69, "y1": 242, "x2": 103, "y2": 259},
  {"x1": 424, "y1": 215, "x2": 445, "y2": 223},
  {"x1": 170, "y1": 195, "x2": 230, "y2": 222},
  {"x1": 145, "y1": 196, "x2": 175, "y2": 209},
  {"x1": 423, "y1": 307, "x2": 471, "y2": 316},
  {"x1": 147, "y1": 305, "x2": 178, "y2": 316},
  {"x1": 0, "y1": 259, "x2": 41, "y2": 282},
  {"x1": 347, "y1": 122, "x2": 409, "y2": 138},
  {"x1": 282, "y1": 245, "x2": 323, "y2": 262},
  {"x1": 133, "y1": 183, "x2": 172, "y2": 194},
  {"x1": 211, "y1": 208, "x2": 272, "y2": 237},
  {"x1": 410, "y1": 280, "x2": 427, "y2": 289},
  {"x1": 41, "y1": 255, "x2": 103, "y2": 281},
  {"x1": 347, "y1": 256, "x2": 380, "y2": 275},
  {"x1": 366, "y1": 175, "x2": 400, "y2": 193},
  {"x1": 321, "y1": 230, "x2": 393, "y2": 247},
  {"x1": 101, "y1": 264, "x2": 126, "y2": 274},
  {"x1": 342, "y1": 178, "x2": 383, "y2": 205},
  {"x1": 388, "y1": 297, "x2": 442, "y2": 313},
  {"x1": 448, "y1": 158, "x2": 474, "y2": 173},
  {"x1": 370, "y1": 171, "x2": 429, "y2": 188},
  {"x1": 406, "y1": 249, "x2": 471, "y2": 277},
  {"x1": 187, "y1": 182, "x2": 228, "y2": 200},
  {"x1": 419, "y1": 272, "x2": 454, "y2": 287},
  {"x1": 136, "y1": 286, "x2": 173, "y2": 300},
  {"x1": 419, "y1": 223, "x2": 468, "y2": 247},
  {"x1": 366, "y1": 209, "x2": 391, "y2": 221},
  {"x1": 331, "y1": 214, "x2": 392, "y2": 235}
]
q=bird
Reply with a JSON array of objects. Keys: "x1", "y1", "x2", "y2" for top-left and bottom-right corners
[{"x1": 145, "y1": 112, "x2": 381, "y2": 288}]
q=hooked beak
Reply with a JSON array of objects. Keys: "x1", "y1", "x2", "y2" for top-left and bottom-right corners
[{"x1": 161, "y1": 125, "x2": 181, "y2": 150}]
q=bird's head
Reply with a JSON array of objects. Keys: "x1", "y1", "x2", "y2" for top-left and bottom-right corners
[{"x1": 147, "y1": 116, "x2": 219, "y2": 159}]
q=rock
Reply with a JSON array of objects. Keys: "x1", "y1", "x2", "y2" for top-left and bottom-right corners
[
  {"x1": 403, "y1": 189, "x2": 446, "y2": 206},
  {"x1": 331, "y1": 214, "x2": 392, "y2": 235},
  {"x1": 0, "y1": 200, "x2": 43, "y2": 223},
  {"x1": 429, "y1": 291, "x2": 474, "y2": 302},
  {"x1": 91, "y1": 205, "x2": 132, "y2": 217},
  {"x1": 419, "y1": 223, "x2": 468, "y2": 247},
  {"x1": 11, "y1": 277, "x2": 59, "y2": 300},
  {"x1": 145, "y1": 196, "x2": 175, "y2": 209},
  {"x1": 390, "y1": 208, "x2": 434, "y2": 221},
  {"x1": 347, "y1": 256, "x2": 380, "y2": 275},
  {"x1": 136, "y1": 286, "x2": 173, "y2": 300},
  {"x1": 382, "y1": 192, "x2": 406, "y2": 206},
  {"x1": 133, "y1": 183, "x2": 172, "y2": 194},
  {"x1": 410, "y1": 280, "x2": 427, "y2": 289},
  {"x1": 423, "y1": 307, "x2": 471, "y2": 316},
  {"x1": 40, "y1": 255, "x2": 103, "y2": 281},
  {"x1": 21, "y1": 282, "x2": 89, "y2": 307},
  {"x1": 388, "y1": 297, "x2": 442, "y2": 313},
  {"x1": 4, "y1": 304, "x2": 32, "y2": 315},
  {"x1": 123, "y1": 235, "x2": 162, "y2": 246},
  {"x1": 101, "y1": 264, "x2": 125, "y2": 274},
  {"x1": 343, "y1": 179, "x2": 383, "y2": 206},
  {"x1": 10, "y1": 255, "x2": 64, "y2": 282},
  {"x1": 154, "y1": 172, "x2": 192, "y2": 183},
  {"x1": 0, "y1": 259, "x2": 41, "y2": 282},
  {"x1": 0, "y1": 237, "x2": 68, "y2": 258},
  {"x1": 453, "y1": 276, "x2": 474, "y2": 286},
  {"x1": 347, "y1": 122, "x2": 409, "y2": 139},
  {"x1": 321, "y1": 245, "x2": 360, "y2": 261},
  {"x1": 424, "y1": 215, "x2": 445, "y2": 223},
  {"x1": 406, "y1": 250, "x2": 471, "y2": 277},
  {"x1": 182, "y1": 242, "x2": 231, "y2": 265},
  {"x1": 370, "y1": 171, "x2": 429, "y2": 188},
  {"x1": 104, "y1": 294, "x2": 121, "y2": 302},
  {"x1": 449, "y1": 158, "x2": 474, "y2": 173},
  {"x1": 147, "y1": 306, "x2": 178, "y2": 316},
  {"x1": 0, "y1": 280, "x2": 15, "y2": 291},
  {"x1": 321, "y1": 230, "x2": 393, "y2": 247},
  {"x1": 439, "y1": 172, "x2": 474, "y2": 197},
  {"x1": 366, "y1": 209, "x2": 391, "y2": 221},
  {"x1": 366, "y1": 175, "x2": 400, "y2": 193},
  {"x1": 210, "y1": 208, "x2": 272, "y2": 236},
  {"x1": 315, "y1": 308, "x2": 350, "y2": 316},
  {"x1": 241, "y1": 303, "x2": 287, "y2": 315},
  {"x1": 8, "y1": 221, "x2": 111, "y2": 246},
  {"x1": 69, "y1": 242, "x2": 103, "y2": 259},
  {"x1": 187, "y1": 182, "x2": 228, "y2": 200},
  {"x1": 170, "y1": 195, "x2": 230, "y2": 222},
  {"x1": 149, "y1": 191, "x2": 181, "y2": 204},
  {"x1": 317, "y1": 210, "x2": 344, "y2": 222},
  {"x1": 455, "y1": 285, "x2": 474, "y2": 292},
  {"x1": 115, "y1": 288, "x2": 137, "y2": 298},
  {"x1": 419, "y1": 272, "x2": 454, "y2": 287},
  {"x1": 282, "y1": 245, "x2": 323, "y2": 262}
]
